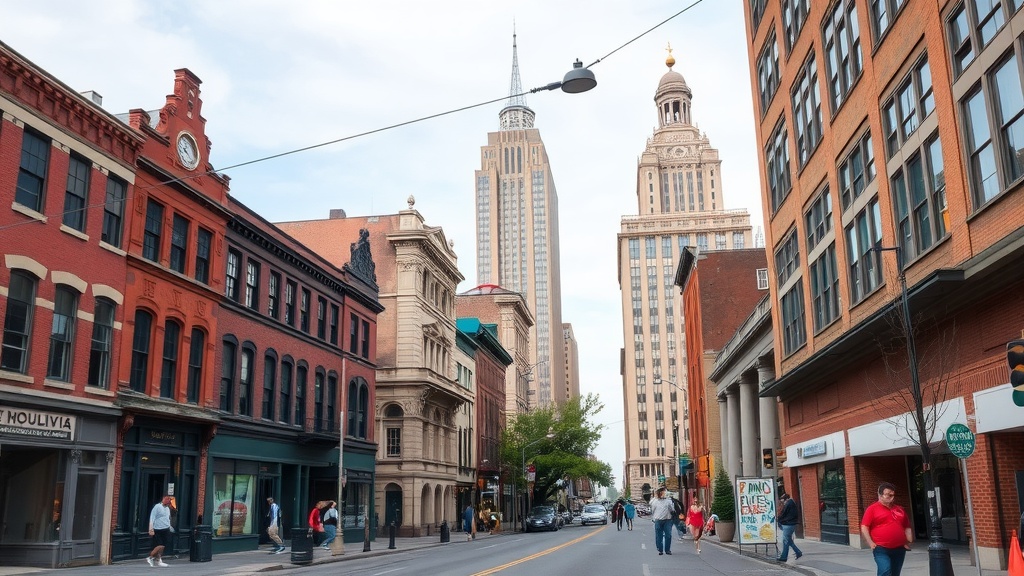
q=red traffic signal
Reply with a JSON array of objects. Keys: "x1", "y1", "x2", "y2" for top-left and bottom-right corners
[{"x1": 1008, "y1": 340, "x2": 1024, "y2": 407}]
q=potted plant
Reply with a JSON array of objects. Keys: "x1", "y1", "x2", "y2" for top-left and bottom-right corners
[{"x1": 710, "y1": 467, "x2": 736, "y2": 542}]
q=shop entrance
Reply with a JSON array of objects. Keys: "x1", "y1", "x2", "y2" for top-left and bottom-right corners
[
  {"x1": 817, "y1": 459, "x2": 849, "y2": 545},
  {"x1": 908, "y1": 455, "x2": 968, "y2": 543}
]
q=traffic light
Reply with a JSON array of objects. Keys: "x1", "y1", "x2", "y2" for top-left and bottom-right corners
[
  {"x1": 762, "y1": 448, "x2": 774, "y2": 470},
  {"x1": 1009, "y1": 340, "x2": 1024, "y2": 407}
]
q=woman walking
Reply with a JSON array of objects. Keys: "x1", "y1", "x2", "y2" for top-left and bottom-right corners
[
  {"x1": 623, "y1": 501, "x2": 636, "y2": 531},
  {"x1": 686, "y1": 500, "x2": 707, "y2": 554},
  {"x1": 321, "y1": 501, "x2": 339, "y2": 550}
]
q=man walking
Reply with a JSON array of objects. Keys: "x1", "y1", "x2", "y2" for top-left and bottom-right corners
[
  {"x1": 860, "y1": 482, "x2": 913, "y2": 576},
  {"x1": 776, "y1": 493, "x2": 803, "y2": 562},
  {"x1": 147, "y1": 494, "x2": 175, "y2": 567},
  {"x1": 266, "y1": 497, "x2": 286, "y2": 554},
  {"x1": 650, "y1": 487, "x2": 675, "y2": 555}
]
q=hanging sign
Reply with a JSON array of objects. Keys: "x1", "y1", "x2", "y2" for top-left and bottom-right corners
[{"x1": 945, "y1": 423, "x2": 975, "y2": 459}]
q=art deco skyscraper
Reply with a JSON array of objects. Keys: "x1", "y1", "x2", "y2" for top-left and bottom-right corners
[
  {"x1": 617, "y1": 49, "x2": 753, "y2": 500},
  {"x1": 475, "y1": 33, "x2": 566, "y2": 408}
]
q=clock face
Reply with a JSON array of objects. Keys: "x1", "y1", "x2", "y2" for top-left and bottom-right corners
[{"x1": 176, "y1": 132, "x2": 199, "y2": 170}]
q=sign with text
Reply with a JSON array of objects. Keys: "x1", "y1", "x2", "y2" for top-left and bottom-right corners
[
  {"x1": 945, "y1": 423, "x2": 976, "y2": 459},
  {"x1": 0, "y1": 406, "x2": 76, "y2": 440},
  {"x1": 736, "y1": 477, "x2": 778, "y2": 545}
]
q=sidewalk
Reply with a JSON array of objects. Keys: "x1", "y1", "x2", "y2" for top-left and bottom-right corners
[{"x1": 705, "y1": 535, "x2": 1010, "y2": 576}]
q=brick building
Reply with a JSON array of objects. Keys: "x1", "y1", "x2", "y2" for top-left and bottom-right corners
[
  {"x1": 744, "y1": 0, "x2": 1024, "y2": 568},
  {"x1": 0, "y1": 40, "x2": 142, "y2": 568}
]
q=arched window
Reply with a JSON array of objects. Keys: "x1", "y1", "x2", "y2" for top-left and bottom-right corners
[
  {"x1": 239, "y1": 345, "x2": 255, "y2": 417},
  {"x1": 47, "y1": 285, "x2": 79, "y2": 381},
  {"x1": 347, "y1": 377, "x2": 369, "y2": 440},
  {"x1": 129, "y1": 310, "x2": 155, "y2": 392},
  {"x1": 295, "y1": 363, "x2": 308, "y2": 427},
  {"x1": 88, "y1": 297, "x2": 117, "y2": 389},
  {"x1": 279, "y1": 358, "x2": 293, "y2": 424},
  {"x1": 314, "y1": 369, "x2": 325, "y2": 432},
  {"x1": 186, "y1": 328, "x2": 205, "y2": 403},
  {"x1": 327, "y1": 371, "x2": 338, "y2": 433},
  {"x1": 384, "y1": 403, "x2": 403, "y2": 457},
  {"x1": 262, "y1": 351, "x2": 277, "y2": 420},
  {"x1": 220, "y1": 338, "x2": 237, "y2": 411},
  {"x1": 1, "y1": 271, "x2": 37, "y2": 373},
  {"x1": 159, "y1": 320, "x2": 181, "y2": 399}
]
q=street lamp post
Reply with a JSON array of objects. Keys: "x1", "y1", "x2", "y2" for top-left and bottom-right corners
[
  {"x1": 654, "y1": 377, "x2": 685, "y2": 500},
  {"x1": 874, "y1": 246, "x2": 953, "y2": 576},
  {"x1": 520, "y1": 429, "x2": 555, "y2": 532}
]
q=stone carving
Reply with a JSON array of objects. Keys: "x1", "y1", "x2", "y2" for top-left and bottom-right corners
[{"x1": 349, "y1": 228, "x2": 377, "y2": 284}]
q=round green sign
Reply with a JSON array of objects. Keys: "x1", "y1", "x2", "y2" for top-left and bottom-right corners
[{"x1": 945, "y1": 423, "x2": 975, "y2": 459}]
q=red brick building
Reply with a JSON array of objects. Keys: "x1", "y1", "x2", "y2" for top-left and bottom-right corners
[
  {"x1": 0, "y1": 41, "x2": 143, "y2": 567},
  {"x1": 743, "y1": 0, "x2": 1024, "y2": 568}
]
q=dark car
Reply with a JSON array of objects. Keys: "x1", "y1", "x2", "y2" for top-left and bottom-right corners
[{"x1": 525, "y1": 505, "x2": 560, "y2": 532}]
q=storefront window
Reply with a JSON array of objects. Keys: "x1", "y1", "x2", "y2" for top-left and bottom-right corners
[
  {"x1": 212, "y1": 460, "x2": 257, "y2": 537},
  {"x1": 0, "y1": 447, "x2": 62, "y2": 543},
  {"x1": 342, "y1": 482, "x2": 368, "y2": 529}
]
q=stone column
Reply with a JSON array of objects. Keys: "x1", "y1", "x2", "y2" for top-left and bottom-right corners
[
  {"x1": 726, "y1": 387, "x2": 741, "y2": 481},
  {"x1": 718, "y1": 395, "x2": 729, "y2": 479},
  {"x1": 757, "y1": 359, "x2": 779, "y2": 478},
  {"x1": 739, "y1": 372, "x2": 760, "y2": 477}
]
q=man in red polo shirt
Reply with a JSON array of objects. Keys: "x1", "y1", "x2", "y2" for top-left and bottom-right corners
[{"x1": 860, "y1": 482, "x2": 913, "y2": 576}]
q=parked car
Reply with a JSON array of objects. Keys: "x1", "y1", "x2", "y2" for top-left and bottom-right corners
[
  {"x1": 635, "y1": 502, "x2": 651, "y2": 517},
  {"x1": 525, "y1": 505, "x2": 560, "y2": 532},
  {"x1": 580, "y1": 503, "x2": 608, "y2": 526}
]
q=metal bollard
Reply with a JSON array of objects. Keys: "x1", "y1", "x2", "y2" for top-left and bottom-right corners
[
  {"x1": 388, "y1": 521, "x2": 396, "y2": 549},
  {"x1": 440, "y1": 520, "x2": 450, "y2": 543}
]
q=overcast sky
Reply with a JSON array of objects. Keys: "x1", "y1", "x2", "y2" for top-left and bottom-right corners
[{"x1": 1, "y1": 0, "x2": 762, "y2": 489}]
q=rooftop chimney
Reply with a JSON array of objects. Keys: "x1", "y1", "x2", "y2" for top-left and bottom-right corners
[
  {"x1": 329, "y1": 209, "x2": 347, "y2": 219},
  {"x1": 80, "y1": 91, "x2": 103, "y2": 106}
]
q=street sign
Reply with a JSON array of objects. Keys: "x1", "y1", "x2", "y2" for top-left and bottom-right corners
[
  {"x1": 945, "y1": 423, "x2": 976, "y2": 459},
  {"x1": 658, "y1": 474, "x2": 666, "y2": 485}
]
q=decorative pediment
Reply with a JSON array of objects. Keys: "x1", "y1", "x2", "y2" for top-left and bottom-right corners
[{"x1": 348, "y1": 228, "x2": 377, "y2": 284}]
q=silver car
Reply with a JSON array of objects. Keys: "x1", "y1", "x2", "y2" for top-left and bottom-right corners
[{"x1": 579, "y1": 503, "x2": 608, "y2": 526}]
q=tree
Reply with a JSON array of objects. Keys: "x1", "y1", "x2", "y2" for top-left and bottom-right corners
[
  {"x1": 499, "y1": 394, "x2": 613, "y2": 506},
  {"x1": 604, "y1": 485, "x2": 619, "y2": 502},
  {"x1": 710, "y1": 467, "x2": 735, "y2": 523}
]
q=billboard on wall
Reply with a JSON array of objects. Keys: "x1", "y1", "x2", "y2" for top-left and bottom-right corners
[{"x1": 736, "y1": 477, "x2": 777, "y2": 545}]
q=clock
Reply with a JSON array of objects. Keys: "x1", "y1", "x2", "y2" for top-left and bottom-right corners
[{"x1": 176, "y1": 131, "x2": 200, "y2": 171}]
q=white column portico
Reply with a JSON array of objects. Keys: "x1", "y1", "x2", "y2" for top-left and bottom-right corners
[
  {"x1": 756, "y1": 359, "x2": 778, "y2": 477},
  {"x1": 718, "y1": 395, "x2": 729, "y2": 479},
  {"x1": 726, "y1": 387, "x2": 741, "y2": 481},
  {"x1": 739, "y1": 373, "x2": 760, "y2": 477}
]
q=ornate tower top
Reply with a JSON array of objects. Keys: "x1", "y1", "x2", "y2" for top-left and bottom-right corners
[
  {"x1": 655, "y1": 43, "x2": 692, "y2": 128},
  {"x1": 665, "y1": 42, "x2": 676, "y2": 69},
  {"x1": 499, "y1": 27, "x2": 536, "y2": 130}
]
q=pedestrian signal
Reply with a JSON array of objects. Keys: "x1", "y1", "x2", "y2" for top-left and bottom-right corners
[{"x1": 762, "y1": 448, "x2": 774, "y2": 469}]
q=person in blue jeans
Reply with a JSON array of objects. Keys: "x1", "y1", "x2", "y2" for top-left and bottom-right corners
[
  {"x1": 776, "y1": 493, "x2": 803, "y2": 562},
  {"x1": 649, "y1": 487, "x2": 675, "y2": 555}
]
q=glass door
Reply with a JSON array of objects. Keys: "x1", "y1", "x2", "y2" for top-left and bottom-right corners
[{"x1": 817, "y1": 459, "x2": 849, "y2": 545}]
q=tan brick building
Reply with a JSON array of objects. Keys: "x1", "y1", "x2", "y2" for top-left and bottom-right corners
[{"x1": 743, "y1": 0, "x2": 1024, "y2": 568}]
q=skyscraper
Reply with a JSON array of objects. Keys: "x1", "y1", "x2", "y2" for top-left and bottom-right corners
[
  {"x1": 618, "y1": 48, "x2": 753, "y2": 500},
  {"x1": 475, "y1": 32, "x2": 566, "y2": 407}
]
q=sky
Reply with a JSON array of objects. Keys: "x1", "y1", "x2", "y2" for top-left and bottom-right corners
[{"x1": 0, "y1": 0, "x2": 763, "y2": 487}]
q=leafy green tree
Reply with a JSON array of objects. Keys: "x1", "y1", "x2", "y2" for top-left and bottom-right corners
[
  {"x1": 500, "y1": 394, "x2": 613, "y2": 506},
  {"x1": 710, "y1": 467, "x2": 735, "y2": 523},
  {"x1": 604, "y1": 485, "x2": 619, "y2": 502}
]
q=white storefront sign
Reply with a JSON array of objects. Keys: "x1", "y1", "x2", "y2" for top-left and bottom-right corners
[{"x1": 0, "y1": 406, "x2": 76, "y2": 440}]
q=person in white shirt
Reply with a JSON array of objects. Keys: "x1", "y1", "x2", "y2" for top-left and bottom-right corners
[
  {"x1": 649, "y1": 487, "x2": 676, "y2": 556},
  {"x1": 147, "y1": 495, "x2": 175, "y2": 568},
  {"x1": 266, "y1": 498, "x2": 286, "y2": 554}
]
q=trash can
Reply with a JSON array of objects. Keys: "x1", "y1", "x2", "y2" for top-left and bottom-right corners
[
  {"x1": 291, "y1": 529, "x2": 314, "y2": 565},
  {"x1": 189, "y1": 525, "x2": 212, "y2": 562}
]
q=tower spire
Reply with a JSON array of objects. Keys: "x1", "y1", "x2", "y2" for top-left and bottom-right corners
[{"x1": 499, "y1": 25, "x2": 536, "y2": 130}]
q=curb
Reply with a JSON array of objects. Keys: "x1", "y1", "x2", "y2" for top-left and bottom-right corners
[{"x1": 702, "y1": 538, "x2": 819, "y2": 576}]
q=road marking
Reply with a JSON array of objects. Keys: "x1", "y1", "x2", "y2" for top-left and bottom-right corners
[
  {"x1": 642, "y1": 564, "x2": 651, "y2": 576},
  {"x1": 469, "y1": 529, "x2": 605, "y2": 575},
  {"x1": 372, "y1": 568, "x2": 403, "y2": 575}
]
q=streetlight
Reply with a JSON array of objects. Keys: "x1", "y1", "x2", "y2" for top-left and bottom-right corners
[
  {"x1": 520, "y1": 428, "x2": 555, "y2": 532},
  {"x1": 654, "y1": 377, "x2": 685, "y2": 502},
  {"x1": 873, "y1": 245, "x2": 953, "y2": 576}
]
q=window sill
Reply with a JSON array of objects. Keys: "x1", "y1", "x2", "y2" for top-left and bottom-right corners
[
  {"x1": 59, "y1": 225, "x2": 90, "y2": 242},
  {"x1": 99, "y1": 241, "x2": 127, "y2": 257},
  {"x1": 0, "y1": 370, "x2": 34, "y2": 384},
  {"x1": 43, "y1": 378, "x2": 74, "y2": 390},
  {"x1": 11, "y1": 202, "x2": 47, "y2": 223},
  {"x1": 85, "y1": 386, "x2": 116, "y2": 397}
]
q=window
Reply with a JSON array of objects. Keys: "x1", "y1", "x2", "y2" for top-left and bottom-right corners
[
  {"x1": 314, "y1": 371, "x2": 325, "y2": 431},
  {"x1": 846, "y1": 198, "x2": 884, "y2": 303},
  {"x1": 88, "y1": 298, "x2": 116, "y2": 388},
  {"x1": 774, "y1": 230, "x2": 800, "y2": 285},
  {"x1": 299, "y1": 289, "x2": 311, "y2": 332},
  {"x1": 782, "y1": 0, "x2": 809, "y2": 52},
  {"x1": 186, "y1": 329, "x2": 204, "y2": 404},
  {"x1": 329, "y1": 304, "x2": 339, "y2": 345},
  {"x1": 194, "y1": 228, "x2": 212, "y2": 284},
  {"x1": 16, "y1": 130, "x2": 49, "y2": 212},
  {"x1": 129, "y1": 310, "x2": 154, "y2": 393},
  {"x1": 317, "y1": 297, "x2": 327, "y2": 339},
  {"x1": 239, "y1": 348, "x2": 254, "y2": 417},
  {"x1": 750, "y1": 0, "x2": 767, "y2": 30},
  {"x1": 143, "y1": 200, "x2": 164, "y2": 263},
  {"x1": 63, "y1": 155, "x2": 90, "y2": 232},
  {"x1": 872, "y1": 0, "x2": 906, "y2": 41},
  {"x1": 757, "y1": 268, "x2": 770, "y2": 290},
  {"x1": 268, "y1": 272, "x2": 281, "y2": 319},
  {"x1": 891, "y1": 135, "x2": 948, "y2": 258},
  {"x1": 327, "y1": 374, "x2": 337, "y2": 433},
  {"x1": 757, "y1": 33, "x2": 781, "y2": 113},
  {"x1": 805, "y1": 187, "x2": 833, "y2": 249},
  {"x1": 349, "y1": 313, "x2": 359, "y2": 353},
  {"x1": 45, "y1": 286, "x2": 78, "y2": 381},
  {"x1": 767, "y1": 121, "x2": 793, "y2": 212},
  {"x1": 295, "y1": 365, "x2": 307, "y2": 427},
  {"x1": 810, "y1": 244, "x2": 841, "y2": 331},
  {"x1": 361, "y1": 320, "x2": 370, "y2": 358},
  {"x1": 159, "y1": 320, "x2": 181, "y2": 399},
  {"x1": 838, "y1": 131, "x2": 876, "y2": 210},
  {"x1": 225, "y1": 249, "x2": 242, "y2": 301},
  {"x1": 102, "y1": 176, "x2": 127, "y2": 248},
  {"x1": 733, "y1": 232, "x2": 746, "y2": 249},
  {"x1": 284, "y1": 280, "x2": 296, "y2": 326},
  {"x1": 823, "y1": 0, "x2": 863, "y2": 113},
  {"x1": 386, "y1": 427, "x2": 402, "y2": 457},
  {"x1": 263, "y1": 355, "x2": 276, "y2": 420},
  {"x1": 220, "y1": 340, "x2": 236, "y2": 412},
  {"x1": 715, "y1": 233, "x2": 727, "y2": 250},
  {"x1": 244, "y1": 260, "x2": 260, "y2": 310},
  {"x1": 169, "y1": 215, "x2": 189, "y2": 274},
  {"x1": 882, "y1": 56, "x2": 934, "y2": 157},
  {"x1": 1, "y1": 271, "x2": 35, "y2": 373},
  {"x1": 347, "y1": 378, "x2": 369, "y2": 439},
  {"x1": 792, "y1": 55, "x2": 823, "y2": 167},
  {"x1": 780, "y1": 281, "x2": 807, "y2": 355},
  {"x1": 279, "y1": 361, "x2": 293, "y2": 424}
]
